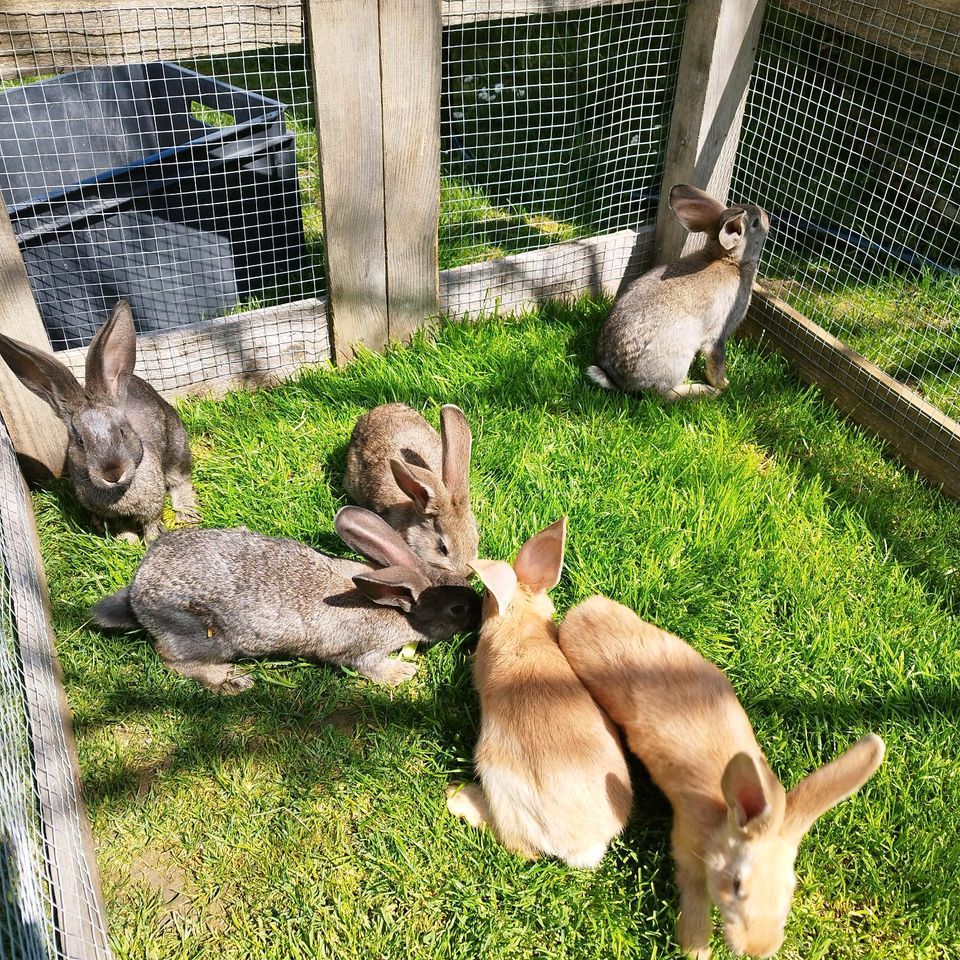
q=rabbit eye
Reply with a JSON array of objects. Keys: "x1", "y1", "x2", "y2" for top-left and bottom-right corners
[
  {"x1": 450, "y1": 603, "x2": 467, "y2": 617},
  {"x1": 752, "y1": 217, "x2": 760, "y2": 228},
  {"x1": 437, "y1": 539, "x2": 449, "y2": 557},
  {"x1": 732, "y1": 875, "x2": 742, "y2": 897}
]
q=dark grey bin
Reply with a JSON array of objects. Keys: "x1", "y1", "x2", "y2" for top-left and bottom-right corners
[{"x1": 0, "y1": 62, "x2": 307, "y2": 349}]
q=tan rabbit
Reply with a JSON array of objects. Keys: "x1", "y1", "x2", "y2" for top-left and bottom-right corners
[
  {"x1": 559, "y1": 596, "x2": 885, "y2": 958},
  {"x1": 343, "y1": 403, "x2": 478, "y2": 577},
  {"x1": 446, "y1": 519, "x2": 633, "y2": 868}
]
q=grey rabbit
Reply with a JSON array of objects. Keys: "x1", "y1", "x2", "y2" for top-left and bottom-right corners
[
  {"x1": 0, "y1": 300, "x2": 199, "y2": 541},
  {"x1": 343, "y1": 403, "x2": 479, "y2": 577},
  {"x1": 587, "y1": 184, "x2": 770, "y2": 400},
  {"x1": 91, "y1": 506, "x2": 481, "y2": 694}
]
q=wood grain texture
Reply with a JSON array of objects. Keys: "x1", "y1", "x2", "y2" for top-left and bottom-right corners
[
  {"x1": 305, "y1": 0, "x2": 388, "y2": 361},
  {"x1": 652, "y1": 0, "x2": 766, "y2": 265},
  {"x1": 0, "y1": 1, "x2": 302, "y2": 80},
  {"x1": 777, "y1": 0, "x2": 960, "y2": 76},
  {"x1": 743, "y1": 290, "x2": 960, "y2": 500},
  {"x1": 0, "y1": 205, "x2": 67, "y2": 477},
  {"x1": 380, "y1": 0, "x2": 442, "y2": 343},
  {"x1": 442, "y1": 0, "x2": 641, "y2": 25}
]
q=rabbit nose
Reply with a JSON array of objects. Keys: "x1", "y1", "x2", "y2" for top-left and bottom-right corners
[{"x1": 100, "y1": 463, "x2": 126, "y2": 484}]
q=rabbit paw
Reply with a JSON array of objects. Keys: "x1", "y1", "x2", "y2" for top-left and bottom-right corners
[
  {"x1": 208, "y1": 666, "x2": 255, "y2": 695},
  {"x1": 116, "y1": 530, "x2": 142, "y2": 545},
  {"x1": 170, "y1": 483, "x2": 202, "y2": 525},
  {"x1": 445, "y1": 782, "x2": 489, "y2": 828},
  {"x1": 359, "y1": 656, "x2": 418, "y2": 686}
]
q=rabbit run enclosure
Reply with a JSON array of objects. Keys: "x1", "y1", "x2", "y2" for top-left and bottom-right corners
[{"x1": 0, "y1": 0, "x2": 958, "y2": 957}]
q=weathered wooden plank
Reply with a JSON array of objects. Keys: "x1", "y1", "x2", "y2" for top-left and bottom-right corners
[
  {"x1": 777, "y1": 0, "x2": 960, "y2": 77},
  {"x1": 442, "y1": 0, "x2": 643, "y2": 25},
  {"x1": 0, "y1": 205, "x2": 67, "y2": 478},
  {"x1": 653, "y1": 0, "x2": 766, "y2": 264},
  {"x1": 0, "y1": 1, "x2": 302, "y2": 80},
  {"x1": 58, "y1": 298, "x2": 331, "y2": 398},
  {"x1": 440, "y1": 227, "x2": 650, "y2": 318},
  {"x1": 743, "y1": 290, "x2": 960, "y2": 500},
  {"x1": 380, "y1": 0, "x2": 442, "y2": 343},
  {"x1": 305, "y1": 0, "x2": 388, "y2": 361}
]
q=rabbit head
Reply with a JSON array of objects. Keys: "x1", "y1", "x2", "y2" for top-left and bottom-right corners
[
  {"x1": 0, "y1": 301, "x2": 142, "y2": 492},
  {"x1": 669, "y1": 183, "x2": 769, "y2": 266},
  {"x1": 389, "y1": 405, "x2": 479, "y2": 576},
  {"x1": 707, "y1": 735, "x2": 885, "y2": 958},
  {"x1": 334, "y1": 505, "x2": 480, "y2": 642},
  {"x1": 469, "y1": 517, "x2": 566, "y2": 623}
]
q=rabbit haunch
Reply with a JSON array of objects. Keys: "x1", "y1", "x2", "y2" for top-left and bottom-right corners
[
  {"x1": 446, "y1": 519, "x2": 633, "y2": 868},
  {"x1": 559, "y1": 596, "x2": 884, "y2": 959},
  {"x1": 344, "y1": 402, "x2": 479, "y2": 576},
  {"x1": 588, "y1": 183, "x2": 770, "y2": 401},
  {"x1": 92, "y1": 507, "x2": 480, "y2": 695},
  {"x1": 0, "y1": 300, "x2": 198, "y2": 541}
]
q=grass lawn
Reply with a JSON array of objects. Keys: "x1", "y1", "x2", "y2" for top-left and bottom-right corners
[{"x1": 33, "y1": 299, "x2": 960, "y2": 960}]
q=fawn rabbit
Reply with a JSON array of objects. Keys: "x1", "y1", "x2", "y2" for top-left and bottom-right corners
[
  {"x1": 587, "y1": 184, "x2": 770, "y2": 400},
  {"x1": 343, "y1": 403, "x2": 478, "y2": 577},
  {"x1": 91, "y1": 506, "x2": 480, "y2": 694},
  {"x1": 0, "y1": 301, "x2": 199, "y2": 541},
  {"x1": 559, "y1": 596, "x2": 885, "y2": 958},
  {"x1": 446, "y1": 519, "x2": 633, "y2": 867}
]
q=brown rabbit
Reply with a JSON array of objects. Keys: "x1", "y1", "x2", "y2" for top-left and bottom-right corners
[
  {"x1": 446, "y1": 519, "x2": 633, "y2": 868},
  {"x1": 343, "y1": 403, "x2": 478, "y2": 576},
  {"x1": 559, "y1": 596, "x2": 885, "y2": 958}
]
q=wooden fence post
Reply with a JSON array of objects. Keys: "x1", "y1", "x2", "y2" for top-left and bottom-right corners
[
  {"x1": 304, "y1": 0, "x2": 389, "y2": 361},
  {"x1": 652, "y1": 0, "x2": 766, "y2": 265},
  {"x1": 0, "y1": 204, "x2": 67, "y2": 478}
]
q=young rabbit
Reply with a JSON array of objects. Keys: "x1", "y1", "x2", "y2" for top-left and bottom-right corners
[
  {"x1": 0, "y1": 301, "x2": 199, "y2": 541},
  {"x1": 446, "y1": 519, "x2": 633, "y2": 868},
  {"x1": 91, "y1": 506, "x2": 480, "y2": 694},
  {"x1": 343, "y1": 403, "x2": 478, "y2": 577},
  {"x1": 559, "y1": 596, "x2": 885, "y2": 958},
  {"x1": 587, "y1": 184, "x2": 770, "y2": 400}
]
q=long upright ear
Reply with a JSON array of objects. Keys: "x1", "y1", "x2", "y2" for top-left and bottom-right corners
[
  {"x1": 784, "y1": 734, "x2": 885, "y2": 841},
  {"x1": 440, "y1": 404, "x2": 472, "y2": 501},
  {"x1": 469, "y1": 558, "x2": 517, "y2": 616},
  {"x1": 85, "y1": 300, "x2": 136, "y2": 403},
  {"x1": 390, "y1": 458, "x2": 441, "y2": 514},
  {"x1": 334, "y1": 505, "x2": 422, "y2": 570},
  {"x1": 718, "y1": 209, "x2": 747, "y2": 250},
  {"x1": 0, "y1": 333, "x2": 84, "y2": 419},
  {"x1": 669, "y1": 184, "x2": 729, "y2": 233},
  {"x1": 352, "y1": 565, "x2": 429, "y2": 612},
  {"x1": 721, "y1": 753, "x2": 784, "y2": 835},
  {"x1": 513, "y1": 517, "x2": 566, "y2": 593}
]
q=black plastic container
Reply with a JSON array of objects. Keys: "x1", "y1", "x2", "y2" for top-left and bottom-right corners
[{"x1": 0, "y1": 62, "x2": 307, "y2": 349}]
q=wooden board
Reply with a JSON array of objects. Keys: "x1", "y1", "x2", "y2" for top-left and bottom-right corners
[
  {"x1": 744, "y1": 290, "x2": 960, "y2": 500},
  {"x1": 0, "y1": 0, "x2": 302, "y2": 80},
  {"x1": 0, "y1": 205, "x2": 67, "y2": 478},
  {"x1": 304, "y1": 0, "x2": 388, "y2": 361},
  {"x1": 442, "y1": 0, "x2": 642, "y2": 25},
  {"x1": 379, "y1": 0, "x2": 442, "y2": 343},
  {"x1": 778, "y1": 0, "x2": 960, "y2": 77},
  {"x1": 652, "y1": 0, "x2": 767, "y2": 264}
]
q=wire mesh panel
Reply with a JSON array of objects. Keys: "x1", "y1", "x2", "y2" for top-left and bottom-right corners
[
  {"x1": 0, "y1": 414, "x2": 111, "y2": 959},
  {"x1": 730, "y1": 0, "x2": 960, "y2": 428},
  {"x1": 440, "y1": 0, "x2": 687, "y2": 314},
  {"x1": 0, "y1": 3, "x2": 329, "y2": 396}
]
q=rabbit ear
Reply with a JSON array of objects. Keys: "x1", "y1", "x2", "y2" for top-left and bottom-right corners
[
  {"x1": 86, "y1": 300, "x2": 136, "y2": 403},
  {"x1": 718, "y1": 209, "x2": 747, "y2": 250},
  {"x1": 440, "y1": 404, "x2": 472, "y2": 500},
  {"x1": 469, "y1": 559, "x2": 517, "y2": 616},
  {"x1": 721, "y1": 753, "x2": 783, "y2": 835},
  {"x1": 668, "y1": 184, "x2": 728, "y2": 233},
  {"x1": 0, "y1": 333, "x2": 84, "y2": 419},
  {"x1": 513, "y1": 517, "x2": 566, "y2": 592},
  {"x1": 334, "y1": 506, "x2": 422, "y2": 570},
  {"x1": 390, "y1": 458, "x2": 441, "y2": 514},
  {"x1": 784, "y1": 735, "x2": 885, "y2": 842},
  {"x1": 352, "y1": 565, "x2": 429, "y2": 612}
]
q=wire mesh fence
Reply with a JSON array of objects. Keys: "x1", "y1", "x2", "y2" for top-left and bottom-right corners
[
  {"x1": 730, "y1": 0, "x2": 960, "y2": 427},
  {"x1": 439, "y1": 0, "x2": 687, "y2": 314},
  {"x1": 0, "y1": 413, "x2": 111, "y2": 960}
]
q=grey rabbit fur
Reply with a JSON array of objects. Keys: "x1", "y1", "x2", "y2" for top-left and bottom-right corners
[
  {"x1": 588, "y1": 184, "x2": 770, "y2": 400},
  {"x1": 91, "y1": 505, "x2": 481, "y2": 694},
  {"x1": 0, "y1": 301, "x2": 199, "y2": 541},
  {"x1": 343, "y1": 402, "x2": 479, "y2": 577}
]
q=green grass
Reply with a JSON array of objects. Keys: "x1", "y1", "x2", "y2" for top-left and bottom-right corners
[{"x1": 33, "y1": 300, "x2": 960, "y2": 959}]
